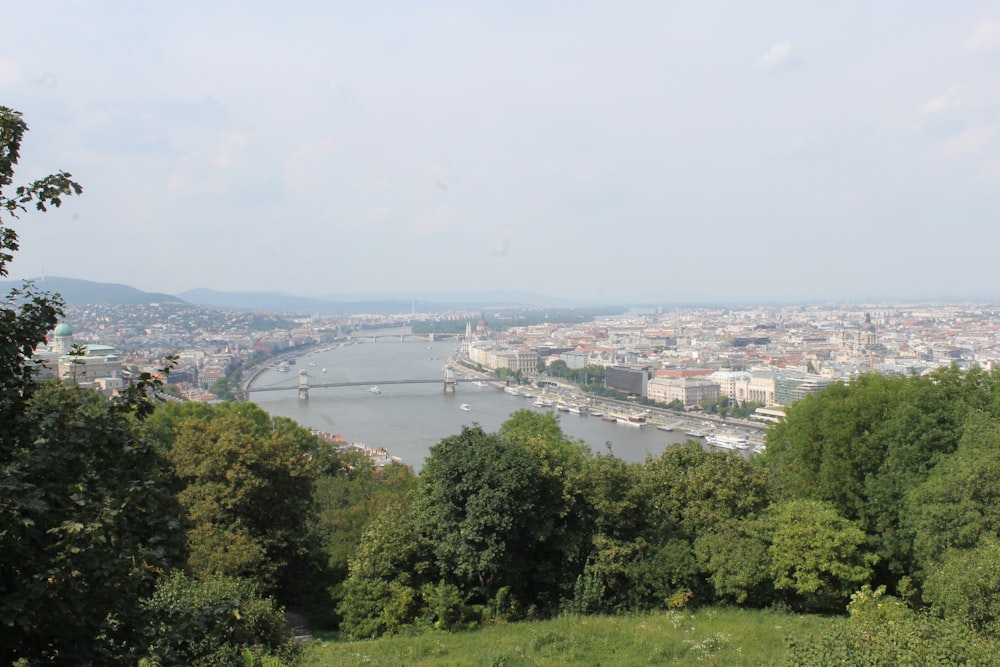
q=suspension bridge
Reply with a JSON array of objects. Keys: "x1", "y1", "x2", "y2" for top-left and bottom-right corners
[{"x1": 245, "y1": 368, "x2": 486, "y2": 400}]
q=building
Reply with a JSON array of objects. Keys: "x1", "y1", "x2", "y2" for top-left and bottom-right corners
[
  {"x1": 647, "y1": 376, "x2": 720, "y2": 407},
  {"x1": 33, "y1": 322, "x2": 124, "y2": 393},
  {"x1": 604, "y1": 365, "x2": 651, "y2": 397}
]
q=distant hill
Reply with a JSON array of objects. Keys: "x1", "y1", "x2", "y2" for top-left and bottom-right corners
[
  {"x1": 0, "y1": 277, "x2": 186, "y2": 306},
  {"x1": 4, "y1": 278, "x2": 588, "y2": 312}
]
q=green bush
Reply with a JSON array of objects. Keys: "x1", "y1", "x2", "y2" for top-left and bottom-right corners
[{"x1": 142, "y1": 571, "x2": 298, "y2": 667}]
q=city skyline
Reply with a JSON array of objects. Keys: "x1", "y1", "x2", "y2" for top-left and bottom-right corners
[{"x1": 2, "y1": 2, "x2": 999, "y2": 303}]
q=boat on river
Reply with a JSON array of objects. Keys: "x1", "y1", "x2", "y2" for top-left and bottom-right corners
[
  {"x1": 705, "y1": 433, "x2": 750, "y2": 450},
  {"x1": 612, "y1": 412, "x2": 647, "y2": 427},
  {"x1": 460, "y1": 403, "x2": 471, "y2": 411},
  {"x1": 504, "y1": 386, "x2": 521, "y2": 396},
  {"x1": 369, "y1": 386, "x2": 382, "y2": 394}
]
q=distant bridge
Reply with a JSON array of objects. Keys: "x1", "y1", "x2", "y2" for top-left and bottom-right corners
[
  {"x1": 246, "y1": 377, "x2": 486, "y2": 393},
  {"x1": 343, "y1": 332, "x2": 464, "y2": 343},
  {"x1": 246, "y1": 369, "x2": 489, "y2": 399}
]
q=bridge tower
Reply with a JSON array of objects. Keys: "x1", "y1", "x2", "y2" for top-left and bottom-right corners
[
  {"x1": 298, "y1": 369, "x2": 309, "y2": 400},
  {"x1": 443, "y1": 367, "x2": 456, "y2": 394}
]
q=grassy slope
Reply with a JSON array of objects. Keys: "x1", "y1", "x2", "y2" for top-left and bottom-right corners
[{"x1": 302, "y1": 607, "x2": 844, "y2": 666}]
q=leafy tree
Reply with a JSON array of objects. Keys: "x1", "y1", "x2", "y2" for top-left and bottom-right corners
[
  {"x1": 142, "y1": 571, "x2": 298, "y2": 667},
  {"x1": 907, "y1": 411, "x2": 1000, "y2": 575},
  {"x1": 784, "y1": 584, "x2": 1000, "y2": 666},
  {"x1": 0, "y1": 106, "x2": 185, "y2": 664},
  {"x1": 1, "y1": 382, "x2": 182, "y2": 664},
  {"x1": 418, "y1": 423, "x2": 568, "y2": 612},
  {"x1": 761, "y1": 369, "x2": 982, "y2": 585},
  {"x1": 695, "y1": 517, "x2": 773, "y2": 606},
  {"x1": 337, "y1": 493, "x2": 432, "y2": 639},
  {"x1": 166, "y1": 403, "x2": 321, "y2": 596},
  {"x1": 923, "y1": 537, "x2": 1000, "y2": 637},
  {"x1": 768, "y1": 499, "x2": 877, "y2": 612},
  {"x1": 311, "y1": 450, "x2": 417, "y2": 627}
]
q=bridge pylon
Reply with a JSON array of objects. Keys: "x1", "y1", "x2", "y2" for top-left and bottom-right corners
[
  {"x1": 298, "y1": 369, "x2": 309, "y2": 400},
  {"x1": 443, "y1": 367, "x2": 456, "y2": 394}
]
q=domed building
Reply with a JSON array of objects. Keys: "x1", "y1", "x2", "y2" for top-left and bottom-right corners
[
  {"x1": 33, "y1": 322, "x2": 124, "y2": 393},
  {"x1": 51, "y1": 322, "x2": 75, "y2": 353}
]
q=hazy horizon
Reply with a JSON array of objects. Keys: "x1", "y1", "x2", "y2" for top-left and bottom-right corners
[{"x1": 3, "y1": 2, "x2": 999, "y2": 303}]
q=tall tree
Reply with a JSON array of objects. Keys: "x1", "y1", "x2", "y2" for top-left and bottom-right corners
[
  {"x1": 0, "y1": 107, "x2": 182, "y2": 664},
  {"x1": 166, "y1": 402, "x2": 321, "y2": 596}
]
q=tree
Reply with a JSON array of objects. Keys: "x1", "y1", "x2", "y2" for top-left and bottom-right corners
[
  {"x1": 767, "y1": 499, "x2": 877, "y2": 612},
  {"x1": 418, "y1": 424, "x2": 567, "y2": 611},
  {"x1": 1, "y1": 382, "x2": 182, "y2": 664},
  {"x1": 166, "y1": 403, "x2": 321, "y2": 596},
  {"x1": 0, "y1": 107, "x2": 185, "y2": 663},
  {"x1": 142, "y1": 571, "x2": 298, "y2": 667},
  {"x1": 923, "y1": 537, "x2": 1000, "y2": 637}
]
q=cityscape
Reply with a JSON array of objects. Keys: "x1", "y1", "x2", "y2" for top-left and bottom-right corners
[{"x1": 47, "y1": 295, "x2": 1000, "y2": 424}]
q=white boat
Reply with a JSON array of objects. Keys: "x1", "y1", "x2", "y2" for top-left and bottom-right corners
[
  {"x1": 474, "y1": 381, "x2": 489, "y2": 387},
  {"x1": 322, "y1": 368, "x2": 327, "y2": 373},
  {"x1": 568, "y1": 403, "x2": 588, "y2": 415},
  {"x1": 613, "y1": 412, "x2": 646, "y2": 427},
  {"x1": 706, "y1": 434, "x2": 750, "y2": 450},
  {"x1": 504, "y1": 386, "x2": 521, "y2": 396},
  {"x1": 460, "y1": 403, "x2": 471, "y2": 411},
  {"x1": 369, "y1": 386, "x2": 382, "y2": 394},
  {"x1": 533, "y1": 394, "x2": 554, "y2": 407}
]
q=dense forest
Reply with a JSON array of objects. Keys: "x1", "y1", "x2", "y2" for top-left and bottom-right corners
[{"x1": 6, "y1": 106, "x2": 1000, "y2": 665}]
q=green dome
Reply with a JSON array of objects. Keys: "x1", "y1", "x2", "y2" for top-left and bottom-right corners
[{"x1": 53, "y1": 322, "x2": 73, "y2": 337}]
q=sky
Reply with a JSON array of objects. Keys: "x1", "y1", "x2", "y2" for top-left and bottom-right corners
[{"x1": 2, "y1": 1, "x2": 999, "y2": 304}]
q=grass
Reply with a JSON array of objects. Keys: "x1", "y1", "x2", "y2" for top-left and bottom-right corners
[{"x1": 300, "y1": 607, "x2": 845, "y2": 666}]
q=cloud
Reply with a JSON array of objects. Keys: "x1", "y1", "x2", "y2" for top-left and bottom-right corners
[
  {"x1": 941, "y1": 125, "x2": 997, "y2": 157},
  {"x1": 755, "y1": 41, "x2": 793, "y2": 69},
  {"x1": 920, "y1": 85, "x2": 963, "y2": 115},
  {"x1": 963, "y1": 20, "x2": 1000, "y2": 53},
  {"x1": 0, "y1": 57, "x2": 23, "y2": 87}
]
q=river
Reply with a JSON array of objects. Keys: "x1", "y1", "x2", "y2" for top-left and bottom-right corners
[{"x1": 249, "y1": 328, "x2": 702, "y2": 470}]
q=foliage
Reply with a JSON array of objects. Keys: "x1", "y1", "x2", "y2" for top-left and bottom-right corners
[
  {"x1": 336, "y1": 494, "x2": 432, "y2": 639},
  {"x1": 311, "y1": 451, "x2": 418, "y2": 627},
  {"x1": 767, "y1": 499, "x2": 877, "y2": 612},
  {"x1": 166, "y1": 402, "x2": 321, "y2": 595},
  {"x1": 906, "y1": 411, "x2": 1000, "y2": 574},
  {"x1": 695, "y1": 518, "x2": 773, "y2": 606},
  {"x1": 418, "y1": 422, "x2": 576, "y2": 612},
  {"x1": 923, "y1": 537, "x2": 1000, "y2": 637},
  {"x1": 760, "y1": 368, "x2": 988, "y2": 585},
  {"x1": 0, "y1": 106, "x2": 186, "y2": 664},
  {"x1": 784, "y1": 585, "x2": 1000, "y2": 666},
  {"x1": 142, "y1": 571, "x2": 298, "y2": 667},
  {"x1": 0, "y1": 382, "x2": 182, "y2": 664}
]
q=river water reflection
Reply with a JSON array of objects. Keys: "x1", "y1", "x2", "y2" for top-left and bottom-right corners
[{"x1": 249, "y1": 330, "x2": 697, "y2": 470}]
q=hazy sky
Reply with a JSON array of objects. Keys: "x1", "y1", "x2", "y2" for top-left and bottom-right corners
[{"x1": 2, "y1": 2, "x2": 999, "y2": 303}]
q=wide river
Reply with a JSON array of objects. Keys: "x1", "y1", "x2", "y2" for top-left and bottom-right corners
[{"x1": 249, "y1": 328, "x2": 699, "y2": 470}]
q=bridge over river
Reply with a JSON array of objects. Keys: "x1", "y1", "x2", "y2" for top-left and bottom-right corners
[{"x1": 245, "y1": 369, "x2": 487, "y2": 400}]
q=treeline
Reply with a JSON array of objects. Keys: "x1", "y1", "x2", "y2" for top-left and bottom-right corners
[{"x1": 329, "y1": 365, "x2": 1000, "y2": 660}]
